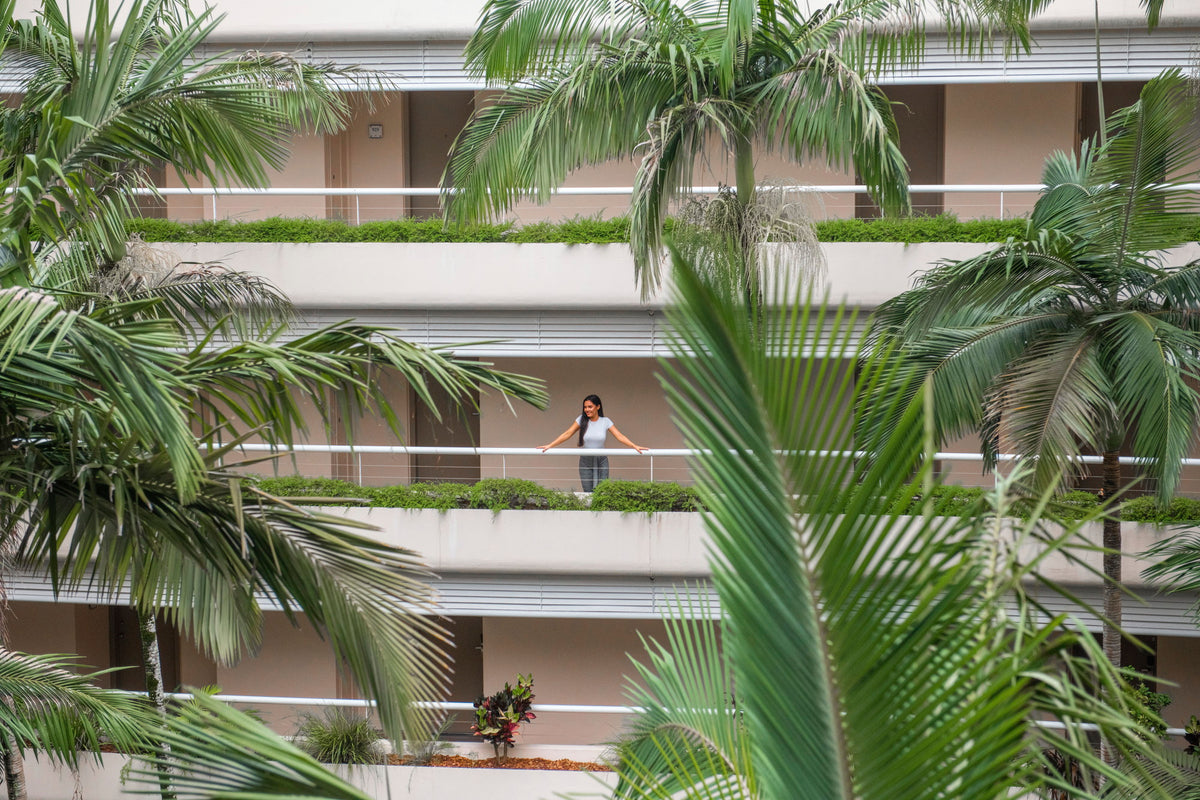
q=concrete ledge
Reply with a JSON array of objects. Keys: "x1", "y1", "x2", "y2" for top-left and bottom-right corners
[
  {"x1": 172, "y1": 241, "x2": 1200, "y2": 311},
  {"x1": 341, "y1": 507, "x2": 712, "y2": 577},
  {"x1": 327, "y1": 507, "x2": 1187, "y2": 588},
  {"x1": 24, "y1": 750, "x2": 617, "y2": 800}
]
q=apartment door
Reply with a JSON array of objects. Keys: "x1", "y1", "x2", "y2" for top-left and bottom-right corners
[
  {"x1": 412, "y1": 376, "x2": 481, "y2": 483},
  {"x1": 109, "y1": 607, "x2": 181, "y2": 693}
]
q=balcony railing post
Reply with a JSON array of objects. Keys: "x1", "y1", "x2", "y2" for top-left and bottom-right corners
[
  {"x1": 355, "y1": 194, "x2": 361, "y2": 226},
  {"x1": 502, "y1": 454, "x2": 507, "y2": 479},
  {"x1": 211, "y1": 192, "x2": 217, "y2": 220},
  {"x1": 999, "y1": 190, "x2": 1005, "y2": 218}
]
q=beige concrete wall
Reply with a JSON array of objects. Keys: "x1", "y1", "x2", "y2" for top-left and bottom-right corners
[
  {"x1": 943, "y1": 82, "x2": 1078, "y2": 219},
  {"x1": 479, "y1": 357, "x2": 687, "y2": 488},
  {"x1": 482, "y1": 617, "x2": 669, "y2": 745},
  {"x1": 1156, "y1": 635, "x2": 1200, "y2": 729},
  {"x1": 164, "y1": 131, "x2": 326, "y2": 222},
  {"x1": 410, "y1": 92, "x2": 475, "y2": 218},
  {"x1": 7, "y1": 602, "x2": 77, "y2": 656},
  {"x1": 353, "y1": 367, "x2": 415, "y2": 486},
  {"x1": 215, "y1": 611, "x2": 339, "y2": 732},
  {"x1": 344, "y1": 93, "x2": 410, "y2": 222},
  {"x1": 74, "y1": 605, "x2": 112, "y2": 681}
]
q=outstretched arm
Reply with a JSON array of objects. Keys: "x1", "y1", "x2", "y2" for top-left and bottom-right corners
[
  {"x1": 609, "y1": 425, "x2": 647, "y2": 453},
  {"x1": 539, "y1": 422, "x2": 580, "y2": 451}
]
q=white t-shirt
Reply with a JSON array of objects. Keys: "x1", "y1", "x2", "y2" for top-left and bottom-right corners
[{"x1": 576, "y1": 416, "x2": 614, "y2": 449}]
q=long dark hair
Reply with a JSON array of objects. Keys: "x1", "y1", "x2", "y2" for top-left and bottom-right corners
[{"x1": 577, "y1": 394, "x2": 604, "y2": 447}]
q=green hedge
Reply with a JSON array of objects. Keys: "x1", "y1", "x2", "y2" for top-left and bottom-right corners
[
  {"x1": 589, "y1": 480, "x2": 703, "y2": 513},
  {"x1": 125, "y1": 214, "x2": 1200, "y2": 246},
  {"x1": 249, "y1": 475, "x2": 1200, "y2": 523}
]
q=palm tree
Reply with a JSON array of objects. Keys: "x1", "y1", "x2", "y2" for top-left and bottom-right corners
[
  {"x1": 603, "y1": 249, "x2": 1168, "y2": 800},
  {"x1": 0, "y1": 2, "x2": 551, "y2": 794},
  {"x1": 444, "y1": 0, "x2": 1051, "y2": 299},
  {"x1": 0, "y1": 650, "x2": 160, "y2": 800},
  {"x1": 864, "y1": 69, "x2": 1200, "y2": 676},
  {"x1": 0, "y1": 0, "x2": 367, "y2": 290}
]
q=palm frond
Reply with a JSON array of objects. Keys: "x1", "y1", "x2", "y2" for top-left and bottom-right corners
[
  {"x1": 126, "y1": 690, "x2": 373, "y2": 800},
  {"x1": 9, "y1": 438, "x2": 448, "y2": 742},
  {"x1": 626, "y1": 247, "x2": 1164, "y2": 800},
  {"x1": 0, "y1": 649, "x2": 157, "y2": 765}
]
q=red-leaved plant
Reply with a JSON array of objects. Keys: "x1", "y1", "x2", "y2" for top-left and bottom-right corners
[{"x1": 472, "y1": 673, "x2": 535, "y2": 762}]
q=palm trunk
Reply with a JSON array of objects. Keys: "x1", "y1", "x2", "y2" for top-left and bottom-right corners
[
  {"x1": 1100, "y1": 448, "x2": 1122, "y2": 767},
  {"x1": 138, "y1": 610, "x2": 174, "y2": 800},
  {"x1": 1, "y1": 723, "x2": 25, "y2": 800},
  {"x1": 0, "y1": 535, "x2": 24, "y2": 800}
]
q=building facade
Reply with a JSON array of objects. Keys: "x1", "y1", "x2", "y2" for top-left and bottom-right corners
[{"x1": 7, "y1": 0, "x2": 1200, "y2": 747}]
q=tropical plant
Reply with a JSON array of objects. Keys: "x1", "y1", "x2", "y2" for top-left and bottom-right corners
[
  {"x1": 295, "y1": 709, "x2": 384, "y2": 766},
  {"x1": 0, "y1": 0, "x2": 371, "y2": 292},
  {"x1": 126, "y1": 690, "x2": 375, "y2": 800},
  {"x1": 0, "y1": 3, "x2": 549, "y2": 795},
  {"x1": 602, "y1": 249, "x2": 1171, "y2": 800},
  {"x1": 472, "y1": 674, "x2": 535, "y2": 762},
  {"x1": 444, "y1": 0, "x2": 1052, "y2": 299},
  {"x1": 864, "y1": 70, "x2": 1200, "y2": 676}
]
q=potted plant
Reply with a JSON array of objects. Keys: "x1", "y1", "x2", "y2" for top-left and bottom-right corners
[{"x1": 471, "y1": 674, "x2": 535, "y2": 763}]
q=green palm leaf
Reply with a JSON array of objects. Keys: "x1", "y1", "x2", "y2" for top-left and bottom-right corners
[
  {"x1": 126, "y1": 690, "x2": 372, "y2": 800},
  {"x1": 0, "y1": 650, "x2": 157, "y2": 765},
  {"x1": 607, "y1": 249, "x2": 1166, "y2": 800}
]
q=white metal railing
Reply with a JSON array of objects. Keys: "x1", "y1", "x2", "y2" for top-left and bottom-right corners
[
  {"x1": 153, "y1": 691, "x2": 1192, "y2": 738},
  {"x1": 135, "y1": 182, "x2": 1197, "y2": 224},
  {"x1": 223, "y1": 443, "x2": 1200, "y2": 493}
]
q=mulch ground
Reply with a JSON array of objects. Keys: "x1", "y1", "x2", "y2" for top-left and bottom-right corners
[{"x1": 388, "y1": 754, "x2": 612, "y2": 771}]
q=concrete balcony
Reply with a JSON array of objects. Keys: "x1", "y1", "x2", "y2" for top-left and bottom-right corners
[{"x1": 163, "y1": 240, "x2": 1200, "y2": 313}]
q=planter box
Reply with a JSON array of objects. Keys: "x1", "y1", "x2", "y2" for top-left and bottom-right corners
[{"x1": 25, "y1": 750, "x2": 618, "y2": 800}]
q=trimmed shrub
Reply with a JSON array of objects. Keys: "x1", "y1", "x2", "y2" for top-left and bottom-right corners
[
  {"x1": 129, "y1": 213, "x2": 1200, "y2": 246},
  {"x1": 1121, "y1": 496, "x2": 1200, "y2": 525},
  {"x1": 251, "y1": 476, "x2": 374, "y2": 505},
  {"x1": 896, "y1": 484, "x2": 988, "y2": 517},
  {"x1": 467, "y1": 478, "x2": 585, "y2": 511},
  {"x1": 589, "y1": 480, "x2": 702, "y2": 513},
  {"x1": 370, "y1": 482, "x2": 471, "y2": 510}
]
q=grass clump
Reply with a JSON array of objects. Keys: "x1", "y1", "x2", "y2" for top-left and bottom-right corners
[{"x1": 295, "y1": 710, "x2": 384, "y2": 765}]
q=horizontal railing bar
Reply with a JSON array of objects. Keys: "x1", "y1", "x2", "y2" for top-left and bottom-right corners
[
  {"x1": 223, "y1": 442, "x2": 1200, "y2": 467},
  {"x1": 130, "y1": 183, "x2": 1112, "y2": 197},
  {"x1": 147, "y1": 692, "x2": 1187, "y2": 736}
]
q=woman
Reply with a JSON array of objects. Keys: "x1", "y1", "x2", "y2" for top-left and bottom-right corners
[{"x1": 539, "y1": 394, "x2": 647, "y2": 492}]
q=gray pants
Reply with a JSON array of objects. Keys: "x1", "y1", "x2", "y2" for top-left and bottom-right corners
[{"x1": 579, "y1": 455, "x2": 609, "y2": 492}]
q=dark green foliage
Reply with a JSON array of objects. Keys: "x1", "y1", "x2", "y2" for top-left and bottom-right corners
[
  {"x1": 247, "y1": 474, "x2": 1200, "y2": 522},
  {"x1": 467, "y1": 478, "x2": 585, "y2": 511},
  {"x1": 503, "y1": 216, "x2": 631, "y2": 244},
  {"x1": 888, "y1": 484, "x2": 988, "y2": 516},
  {"x1": 1121, "y1": 496, "x2": 1200, "y2": 525},
  {"x1": 1128, "y1": 678, "x2": 1171, "y2": 741},
  {"x1": 126, "y1": 217, "x2": 514, "y2": 243},
  {"x1": 815, "y1": 214, "x2": 1025, "y2": 243},
  {"x1": 589, "y1": 480, "x2": 703, "y2": 513},
  {"x1": 295, "y1": 709, "x2": 383, "y2": 765},
  {"x1": 251, "y1": 476, "x2": 374, "y2": 505},
  {"x1": 129, "y1": 213, "x2": 1200, "y2": 246},
  {"x1": 370, "y1": 482, "x2": 471, "y2": 510}
]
